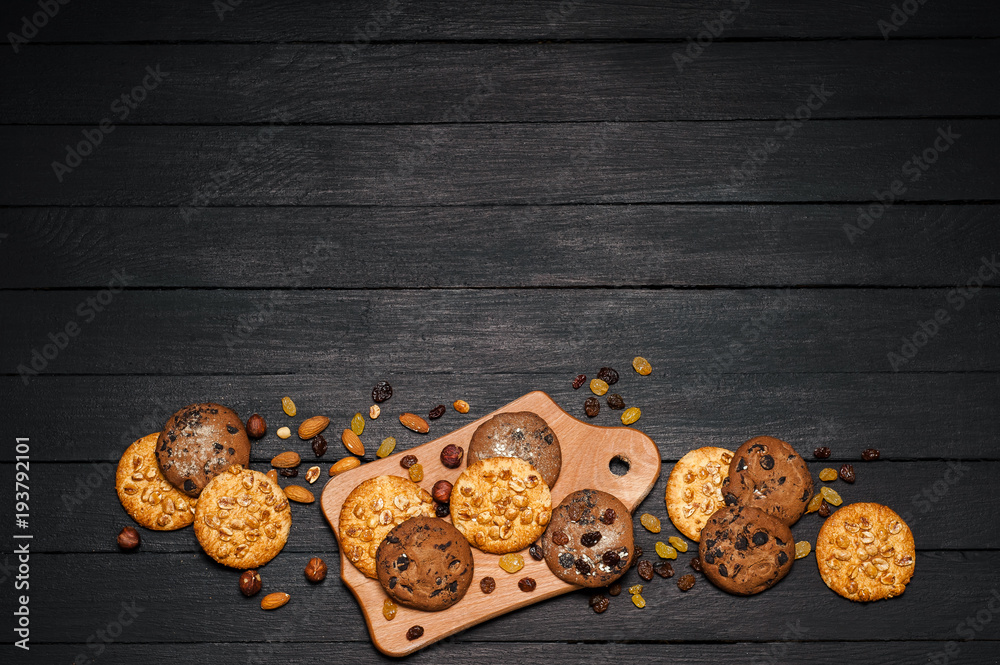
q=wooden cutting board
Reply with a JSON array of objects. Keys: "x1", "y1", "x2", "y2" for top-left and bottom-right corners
[{"x1": 320, "y1": 390, "x2": 661, "y2": 656}]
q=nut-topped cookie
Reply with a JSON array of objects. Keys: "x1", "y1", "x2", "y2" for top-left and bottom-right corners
[
  {"x1": 156, "y1": 403, "x2": 251, "y2": 497},
  {"x1": 723, "y1": 436, "x2": 813, "y2": 526},
  {"x1": 450, "y1": 457, "x2": 552, "y2": 554},
  {"x1": 193, "y1": 465, "x2": 291, "y2": 569},
  {"x1": 116, "y1": 433, "x2": 197, "y2": 530},
  {"x1": 376, "y1": 517, "x2": 474, "y2": 611},
  {"x1": 339, "y1": 475, "x2": 436, "y2": 578},
  {"x1": 540, "y1": 489, "x2": 633, "y2": 587},
  {"x1": 665, "y1": 447, "x2": 734, "y2": 541},
  {"x1": 816, "y1": 502, "x2": 915, "y2": 602},
  {"x1": 698, "y1": 505, "x2": 795, "y2": 596},
  {"x1": 467, "y1": 412, "x2": 562, "y2": 488}
]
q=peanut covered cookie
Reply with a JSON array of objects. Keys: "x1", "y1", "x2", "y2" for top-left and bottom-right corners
[
  {"x1": 339, "y1": 475, "x2": 435, "y2": 578},
  {"x1": 467, "y1": 412, "x2": 562, "y2": 487},
  {"x1": 376, "y1": 517, "x2": 474, "y2": 611},
  {"x1": 156, "y1": 403, "x2": 251, "y2": 497},
  {"x1": 194, "y1": 465, "x2": 291, "y2": 569},
  {"x1": 816, "y1": 502, "x2": 915, "y2": 602},
  {"x1": 116, "y1": 433, "x2": 197, "y2": 530},
  {"x1": 698, "y1": 505, "x2": 795, "y2": 596},
  {"x1": 540, "y1": 489, "x2": 633, "y2": 587},
  {"x1": 451, "y1": 457, "x2": 552, "y2": 554},
  {"x1": 723, "y1": 436, "x2": 813, "y2": 526},
  {"x1": 666, "y1": 447, "x2": 734, "y2": 541}
]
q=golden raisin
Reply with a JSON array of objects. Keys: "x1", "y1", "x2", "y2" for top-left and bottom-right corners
[
  {"x1": 631, "y1": 594, "x2": 646, "y2": 609},
  {"x1": 376, "y1": 437, "x2": 396, "y2": 459},
  {"x1": 382, "y1": 598, "x2": 397, "y2": 621},
  {"x1": 820, "y1": 486, "x2": 843, "y2": 506},
  {"x1": 498, "y1": 553, "x2": 524, "y2": 574},
  {"x1": 805, "y1": 493, "x2": 824, "y2": 514},
  {"x1": 655, "y1": 542, "x2": 677, "y2": 560},
  {"x1": 639, "y1": 513, "x2": 661, "y2": 533},
  {"x1": 795, "y1": 541, "x2": 812, "y2": 559},
  {"x1": 819, "y1": 467, "x2": 838, "y2": 482},
  {"x1": 668, "y1": 536, "x2": 688, "y2": 553},
  {"x1": 351, "y1": 412, "x2": 365, "y2": 436},
  {"x1": 281, "y1": 396, "x2": 296, "y2": 417},
  {"x1": 632, "y1": 356, "x2": 652, "y2": 375},
  {"x1": 621, "y1": 407, "x2": 641, "y2": 425},
  {"x1": 590, "y1": 378, "x2": 609, "y2": 396},
  {"x1": 408, "y1": 463, "x2": 424, "y2": 483},
  {"x1": 628, "y1": 584, "x2": 644, "y2": 596},
  {"x1": 453, "y1": 400, "x2": 470, "y2": 414}
]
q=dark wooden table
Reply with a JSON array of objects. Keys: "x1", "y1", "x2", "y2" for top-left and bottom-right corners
[{"x1": 2, "y1": 1, "x2": 999, "y2": 662}]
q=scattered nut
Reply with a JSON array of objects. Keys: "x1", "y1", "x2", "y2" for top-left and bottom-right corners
[
  {"x1": 305, "y1": 466, "x2": 321, "y2": 484},
  {"x1": 440, "y1": 444, "x2": 464, "y2": 469},
  {"x1": 369, "y1": 404, "x2": 381, "y2": 420},
  {"x1": 284, "y1": 485, "x2": 315, "y2": 503},
  {"x1": 329, "y1": 456, "x2": 361, "y2": 476},
  {"x1": 117, "y1": 526, "x2": 140, "y2": 550},
  {"x1": 245, "y1": 413, "x2": 267, "y2": 439},
  {"x1": 341, "y1": 429, "x2": 365, "y2": 456},
  {"x1": 260, "y1": 592, "x2": 290, "y2": 610},
  {"x1": 304, "y1": 557, "x2": 327, "y2": 582},
  {"x1": 399, "y1": 413, "x2": 429, "y2": 433},
  {"x1": 432, "y1": 480, "x2": 453, "y2": 504},
  {"x1": 453, "y1": 400, "x2": 470, "y2": 414},
  {"x1": 266, "y1": 469, "x2": 279, "y2": 482},
  {"x1": 298, "y1": 415, "x2": 330, "y2": 439},
  {"x1": 276, "y1": 426, "x2": 291, "y2": 439},
  {"x1": 271, "y1": 451, "x2": 301, "y2": 468},
  {"x1": 239, "y1": 569, "x2": 262, "y2": 597}
]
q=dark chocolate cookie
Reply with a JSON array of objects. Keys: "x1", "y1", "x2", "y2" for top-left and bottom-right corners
[
  {"x1": 540, "y1": 489, "x2": 633, "y2": 588},
  {"x1": 723, "y1": 436, "x2": 813, "y2": 526},
  {"x1": 467, "y1": 411, "x2": 562, "y2": 487},
  {"x1": 375, "y1": 517, "x2": 474, "y2": 611},
  {"x1": 156, "y1": 403, "x2": 251, "y2": 497},
  {"x1": 698, "y1": 505, "x2": 795, "y2": 595}
]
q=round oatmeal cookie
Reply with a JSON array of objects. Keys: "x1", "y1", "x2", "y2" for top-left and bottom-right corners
[
  {"x1": 467, "y1": 411, "x2": 562, "y2": 487},
  {"x1": 376, "y1": 517, "x2": 474, "y2": 611},
  {"x1": 156, "y1": 403, "x2": 251, "y2": 497},
  {"x1": 665, "y1": 446, "x2": 734, "y2": 541},
  {"x1": 339, "y1": 475, "x2": 436, "y2": 578},
  {"x1": 698, "y1": 505, "x2": 795, "y2": 596},
  {"x1": 723, "y1": 436, "x2": 813, "y2": 526},
  {"x1": 116, "y1": 433, "x2": 198, "y2": 530},
  {"x1": 450, "y1": 457, "x2": 552, "y2": 555},
  {"x1": 540, "y1": 489, "x2": 633, "y2": 587},
  {"x1": 193, "y1": 465, "x2": 291, "y2": 569},
  {"x1": 816, "y1": 502, "x2": 915, "y2": 602}
]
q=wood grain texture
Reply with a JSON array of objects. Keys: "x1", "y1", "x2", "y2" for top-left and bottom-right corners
[
  {"x1": 3, "y1": 42, "x2": 998, "y2": 124},
  {"x1": 3, "y1": 204, "x2": 998, "y2": 288},
  {"x1": 1, "y1": 121, "x2": 996, "y2": 205},
  {"x1": 320, "y1": 391, "x2": 661, "y2": 655}
]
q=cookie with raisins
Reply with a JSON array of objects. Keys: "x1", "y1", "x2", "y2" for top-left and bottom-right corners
[
  {"x1": 723, "y1": 436, "x2": 813, "y2": 526},
  {"x1": 540, "y1": 489, "x2": 633, "y2": 587},
  {"x1": 698, "y1": 505, "x2": 794, "y2": 595}
]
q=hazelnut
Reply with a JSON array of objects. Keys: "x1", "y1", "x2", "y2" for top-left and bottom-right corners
[
  {"x1": 246, "y1": 413, "x2": 267, "y2": 439},
  {"x1": 239, "y1": 569, "x2": 262, "y2": 597},
  {"x1": 117, "y1": 526, "x2": 140, "y2": 550},
  {"x1": 432, "y1": 480, "x2": 453, "y2": 504},
  {"x1": 440, "y1": 444, "x2": 464, "y2": 469},
  {"x1": 304, "y1": 557, "x2": 328, "y2": 583}
]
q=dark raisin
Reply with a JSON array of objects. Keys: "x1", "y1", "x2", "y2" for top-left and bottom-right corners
[
  {"x1": 637, "y1": 559, "x2": 654, "y2": 581},
  {"x1": 572, "y1": 374, "x2": 587, "y2": 389},
  {"x1": 591, "y1": 594, "x2": 610, "y2": 613},
  {"x1": 818, "y1": 501, "x2": 832, "y2": 518},
  {"x1": 690, "y1": 557, "x2": 702, "y2": 572},
  {"x1": 861, "y1": 448, "x2": 880, "y2": 461},
  {"x1": 311, "y1": 434, "x2": 328, "y2": 457},
  {"x1": 552, "y1": 530, "x2": 569, "y2": 546},
  {"x1": 602, "y1": 550, "x2": 620, "y2": 568},
  {"x1": 518, "y1": 577, "x2": 537, "y2": 592},
  {"x1": 839, "y1": 463, "x2": 856, "y2": 484},
  {"x1": 428, "y1": 404, "x2": 446, "y2": 419},
  {"x1": 584, "y1": 397, "x2": 600, "y2": 418},
  {"x1": 405, "y1": 625, "x2": 424, "y2": 641},
  {"x1": 654, "y1": 561, "x2": 674, "y2": 578},
  {"x1": 599, "y1": 508, "x2": 616, "y2": 525},
  {"x1": 814, "y1": 446, "x2": 832, "y2": 459},
  {"x1": 677, "y1": 574, "x2": 696, "y2": 592},
  {"x1": 581, "y1": 532, "x2": 602, "y2": 547},
  {"x1": 400, "y1": 455, "x2": 418, "y2": 469},
  {"x1": 596, "y1": 367, "x2": 619, "y2": 385},
  {"x1": 480, "y1": 577, "x2": 496, "y2": 594},
  {"x1": 629, "y1": 545, "x2": 643, "y2": 568},
  {"x1": 574, "y1": 558, "x2": 592, "y2": 575},
  {"x1": 279, "y1": 468, "x2": 298, "y2": 477},
  {"x1": 529, "y1": 543, "x2": 544, "y2": 561},
  {"x1": 606, "y1": 393, "x2": 625, "y2": 410},
  {"x1": 372, "y1": 381, "x2": 393, "y2": 403},
  {"x1": 608, "y1": 581, "x2": 622, "y2": 596},
  {"x1": 435, "y1": 502, "x2": 450, "y2": 518}
]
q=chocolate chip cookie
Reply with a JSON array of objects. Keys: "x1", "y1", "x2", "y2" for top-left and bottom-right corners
[
  {"x1": 467, "y1": 411, "x2": 562, "y2": 488},
  {"x1": 723, "y1": 436, "x2": 813, "y2": 526},
  {"x1": 116, "y1": 433, "x2": 197, "y2": 530},
  {"x1": 376, "y1": 517, "x2": 474, "y2": 611},
  {"x1": 698, "y1": 505, "x2": 795, "y2": 595},
  {"x1": 540, "y1": 489, "x2": 633, "y2": 588},
  {"x1": 156, "y1": 403, "x2": 251, "y2": 497}
]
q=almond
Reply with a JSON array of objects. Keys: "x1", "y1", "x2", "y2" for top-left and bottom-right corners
[
  {"x1": 283, "y1": 485, "x2": 315, "y2": 503},
  {"x1": 271, "y1": 451, "x2": 301, "y2": 469},
  {"x1": 297, "y1": 415, "x2": 330, "y2": 440},
  {"x1": 329, "y1": 456, "x2": 361, "y2": 476},
  {"x1": 266, "y1": 469, "x2": 278, "y2": 482},
  {"x1": 341, "y1": 429, "x2": 365, "y2": 456},
  {"x1": 399, "y1": 413, "x2": 429, "y2": 434},
  {"x1": 260, "y1": 592, "x2": 290, "y2": 610}
]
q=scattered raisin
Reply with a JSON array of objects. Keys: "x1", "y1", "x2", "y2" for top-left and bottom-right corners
[
  {"x1": 581, "y1": 532, "x2": 602, "y2": 547},
  {"x1": 814, "y1": 446, "x2": 832, "y2": 459},
  {"x1": 677, "y1": 574, "x2": 696, "y2": 591},
  {"x1": 480, "y1": 577, "x2": 496, "y2": 594},
  {"x1": 606, "y1": 393, "x2": 626, "y2": 410},
  {"x1": 862, "y1": 448, "x2": 880, "y2": 461},
  {"x1": 690, "y1": 557, "x2": 703, "y2": 572},
  {"x1": 653, "y1": 561, "x2": 674, "y2": 578},
  {"x1": 428, "y1": 404, "x2": 446, "y2": 419},
  {"x1": 608, "y1": 581, "x2": 622, "y2": 596},
  {"x1": 629, "y1": 545, "x2": 643, "y2": 567},
  {"x1": 819, "y1": 467, "x2": 838, "y2": 482},
  {"x1": 584, "y1": 397, "x2": 600, "y2": 417},
  {"x1": 372, "y1": 381, "x2": 393, "y2": 403},
  {"x1": 552, "y1": 530, "x2": 569, "y2": 546},
  {"x1": 279, "y1": 468, "x2": 298, "y2": 477},
  {"x1": 400, "y1": 455, "x2": 418, "y2": 469},
  {"x1": 435, "y1": 502, "x2": 450, "y2": 518},
  {"x1": 591, "y1": 594, "x2": 610, "y2": 613},
  {"x1": 818, "y1": 501, "x2": 832, "y2": 518},
  {"x1": 311, "y1": 434, "x2": 328, "y2": 457},
  {"x1": 405, "y1": 625, "x2": 424, "y2": 641},
  {"x1": 408, "y1": 463, "x2": 423, "y2": 483},
  {"x1": 839, "y1": 463, "x2": 856, "y2": 484},
  {"x1": 572, "y1": 374, "x2": 587, "y2": 389},
  {"x1": 529, "y1": 543, "x2": 544, "y2": 561},
  {"x1": 637, "y1": 559, "x2": 654, "y2": 581},
  {"x1": 518, "y1": 577, "x2": 537, "y2": 592},
  {"x1": 597, "y1": 367, "x2": 619, "y2": 385},
  {"x1": 599, "y1": 508, "x2": 616, "y2": 525}
]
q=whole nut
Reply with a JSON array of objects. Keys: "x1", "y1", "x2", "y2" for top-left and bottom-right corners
[
  {"x1": 260, "y1": 592, "x2": 290, "y2": 610},
  {"x1": 440, "y1": 444, "x2": 464, "y2": 469},
  {"x1": 117, "y1": 526, "x2": 140, "y2": 550},
  {"x1": 239, "y1": 569, "x2": 262, "y2": 597},
  {"x1": 432, "y1": 480, "x2": 453, "y2": 504},
  {"x1": 304, "y1": 557, "x2": 328, "y2": 583},
  {"x1": 246, "y1": 413, "x2": 267, "y2": 439}
]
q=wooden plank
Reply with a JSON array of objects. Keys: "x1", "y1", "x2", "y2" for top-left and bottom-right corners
[
  {"x1": 2, "y1": 204, "x2": 997, "y2": 288},
  {"x1": 3, "y1": 372, "x2": 998, "y2": 463},
  {"x1": 2, "y1": 0, "x2": 998, "y2": 42},
  {"x1": 9, "y1": 551, "x2": 998, "y2": 644},
  {"x1": 1, "y1": 289, "x2": 997, "y2": 375},
  {"x1": 3, "y1": 42, "x2": 998, "y2": 124},
  {"x1": 2, "y1": 121, "x2": 994, "y2": 205}
]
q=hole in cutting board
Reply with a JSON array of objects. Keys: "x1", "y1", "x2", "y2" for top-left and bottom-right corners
[{"x1": 609, "y1": 455, "x2": 630, "y2": 476}]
